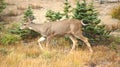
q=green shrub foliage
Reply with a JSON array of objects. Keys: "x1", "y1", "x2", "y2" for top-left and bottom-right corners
[
  {"x1": 0, "y1": 33, "x2": 21, "y2": 45},
  {"x1": 10, "y1": 28, "x2": 40, "y2": 40},
  {"x1": 23, "y1": 6, "x2": 35, "y2": 21},
  {"x1": 63, "y1": 0, "x2": 71, "y2": 18},
  {"x1": 73, "y1": 1, "x2": 110, "y2": 42},
  {"x1": 46, "y1": 10, "x2": 63, "y2": 21},
  {"x1": 0, "y1": 23, "x2": 21, "y2": 45},
  {"x1": 45, "y1": 0, "x2": 71, "y2": 21}
]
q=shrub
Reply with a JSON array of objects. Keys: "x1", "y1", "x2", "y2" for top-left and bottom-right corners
[
  {"x1": 23, "y1": 6, "x2": 35, "y2": 21},
  {"x1": 0, "y1": 23, "x2": 21, "y2": 45},
  {"x1": 0, "y1": 22, "x2": 21, "y2": 45},
  {"x1": 0, "y1": 33, "x2": 21, "y2": 45},
  {"x1": 46, "y1": 10, "x2": 63, "y2": 21},
  {"x1": 11, "y1": 29, "x2": 40, "y2": 39},
  {"x1": 63, "y1": 0, "x2": 71, "y2": 18},
  {"x1": 111, "y1": 5, "x2": 120, "y2": 20},
  {"x1": 45, "y1": 0, "x2": 71, "y2": 21},
  {"x1": 9, "y1": 22, "x2": 40, "y2": 40},
  {"x1": 72, "y1": 0, "x2": 110, "y2": 42}
]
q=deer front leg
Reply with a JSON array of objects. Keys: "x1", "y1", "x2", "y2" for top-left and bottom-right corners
[{"x1": 38, "y1": 37, "x2": 46, "y2": 50}]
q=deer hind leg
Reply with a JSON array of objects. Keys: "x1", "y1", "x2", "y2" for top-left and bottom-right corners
[
  {"x1": 38, "y1": 37, "x2": 46, "y2": 50},
  {"x1": 69, "y1": 35, "x2": 78, "y2": 52},
  {"x1": 46, "y1": 35, "x2": 54, "y2": 48},
  {"x1": 73, "y1": 31, "x2": 93, "y2": 53}
]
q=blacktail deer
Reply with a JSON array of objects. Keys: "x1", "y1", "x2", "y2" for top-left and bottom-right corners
[{"x1": 20, "y1": 19, "x2": 93, "y2": 53}]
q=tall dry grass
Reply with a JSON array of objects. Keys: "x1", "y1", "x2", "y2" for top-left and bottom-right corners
[{"x1": 0, "y1": 40, "x2": 120, "y2": 67}]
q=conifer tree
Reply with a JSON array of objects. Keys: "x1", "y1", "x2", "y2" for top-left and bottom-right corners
[{"x1": 73, "y1": 0, "x2": 109, "y2": 42}]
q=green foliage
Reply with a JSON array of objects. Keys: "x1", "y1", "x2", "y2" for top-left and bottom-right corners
[
  {"x1": 111, "y1": 5, "x2": 120, "y2": 20},
  {"x1": 9, "y1": 23, "x2": 40, "y2": 40},
  {"x1": 23, "y1": 6, "x2": 35, "y2": 21},
  {"x1": 63, "y1": 0, "x2": 71, "y2": 18},
  {"x1": 0, "y1": 0, "x2": 6, "y2": 13},
  {"x1": 73, "y1": 0, "x2": 87, "y2": 20},
  {"x1": 11, "y1": 29, "x2": 40, "y2": 39},
  {"x1": 0, "y1": 22, "x2": 21, "y2": 45},
  {"x1": 73, "y1": 1, "x2": 110, "y2": 42},
  {"x1": 45, "y1": 0, "x2": 71, "y2": 21},
  {"x1": 0, "y1": 33, "x2": 21, "y2": 45},
  {"x1": 46, "y1": 10, "x2": 63, "y2": 21}
]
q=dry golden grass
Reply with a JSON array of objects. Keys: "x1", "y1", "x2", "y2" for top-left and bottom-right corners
[
  {"x1": 0, "y1": 41, "x2": 120, "y2": 67},
  {"x1": 110, "y1": 4, "x2": 120, "y2": 20}
]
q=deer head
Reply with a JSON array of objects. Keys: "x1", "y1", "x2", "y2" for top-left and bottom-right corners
[{"x1": 20, "y1": 18, "x2": 33, "y2": 30}]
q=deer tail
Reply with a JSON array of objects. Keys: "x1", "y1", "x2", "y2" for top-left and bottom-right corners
[{"x1": 81, "y1": 19, "x2": 88, "y2": 26}]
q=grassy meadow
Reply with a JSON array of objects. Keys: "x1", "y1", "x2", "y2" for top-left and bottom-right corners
[{"x1": 0, "y1": 38, "x2": 120, "y2": 67}]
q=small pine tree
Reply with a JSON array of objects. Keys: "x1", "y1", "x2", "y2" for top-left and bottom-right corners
[
  {"x1": 23, "y1": 6, "x2": 35, "y2": 22},
  {"x1": 73, "y1": 0, "x2": 109, "y2": 42},
  {"x1": 45, "y1": 0, "x2": 71, "y2": 21},
  {"x1": 63, "y1": 0, "x2": 71, "y2": 18},
  {"x1": 46, "y1": 10, "x2": 63, "y2": 21},
  {"x1": 73, "y1": 0, "x2": 87, "y2": 20}
]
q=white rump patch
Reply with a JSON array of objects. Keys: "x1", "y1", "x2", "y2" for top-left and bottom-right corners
[{"x1": 38, "y1": 37, "x2": 46, "y2": 42}]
